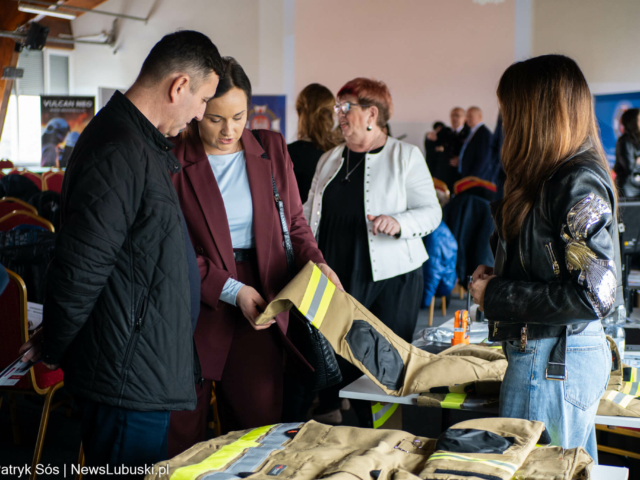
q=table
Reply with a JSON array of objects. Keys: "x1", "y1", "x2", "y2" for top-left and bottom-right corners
[{"x1": 340, "y1": 375, "x2": 632, "y2": 478}]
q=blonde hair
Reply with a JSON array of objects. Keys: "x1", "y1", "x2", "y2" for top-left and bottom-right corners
[{"x1": 296, "y1": 83, "x2": 343, "y2": 152}]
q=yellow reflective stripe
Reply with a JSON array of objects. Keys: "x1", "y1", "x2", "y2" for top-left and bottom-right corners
[
  {"x1": 311, "y1": 280, "x2": 335, "y2": 329},
  {"x1": 621, "y1": 382, "x2": 640, "y2": 395},
  {"x1": 299, "y1": 266, "x2": 321, "y2": 316},
  {"x1": 371, "y1": 402, "x2": 385, "y2": 414},
  {"x1": 373, "y1": 403, "x2": 398, "y2": 429},
  {"x1": 441, "y1": 393, "x2": 466, "y2": 410},
  {"x1": 631, "y1": 368, "x2": 638, "y2": 382},
  {"x1": 619, "y1": 394, "x2": 635, "y2": 408},
  {"x1": 606, "y1": 390, "x2": 619, "y2": 402},
  {"x1": 429, "y1": 452, "x2": 518, "y2": 475},
  {"x1": 170, "y1": 425, "x2": 274, "y2": 480}
]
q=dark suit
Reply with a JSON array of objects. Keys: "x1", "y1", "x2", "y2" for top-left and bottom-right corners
[
  {"x1": 437, "y1": 125, "x2": 469, "y2": 192},
  {"x1": 425, "y1": 126, "x2": 451, "y2": 176},
  {"x1": 459, "y1": 124, "x2": 494, "y2": 182},
  {"x1": 168, "y1": 128, "x2": 324, "y2": 454}
]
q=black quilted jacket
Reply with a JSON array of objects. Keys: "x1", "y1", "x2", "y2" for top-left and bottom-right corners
[
  {"x1": 484, "y1": 146, "x2": 623, "y2": 342},
  {"x1": 42, "y1": 91, "x2": 196, "y2": 411}
]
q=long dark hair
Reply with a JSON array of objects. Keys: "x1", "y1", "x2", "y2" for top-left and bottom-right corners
[
  {"x1": 621, "y1": 108, "x2": 640, "y2": 148},
  {"x1": 296, "y1": 83, "x2": 343, "y2": 151},
  {"x1": 497, "y1": 54, "x2": 611, "y2": 242},
  {"x1": 182, "y1": 56, "x2": 251, "y2": 140}
]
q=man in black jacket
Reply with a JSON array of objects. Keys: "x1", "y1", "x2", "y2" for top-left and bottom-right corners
[
  {"x1": 438, "y1": 107, "x2": 469, "y2": 192},
  {"x1": 22, "y1": 31, "x2": 224, "y2": 474},
  {"x1": 453, "y1": 106, "x2": 494, "y2": 182}
]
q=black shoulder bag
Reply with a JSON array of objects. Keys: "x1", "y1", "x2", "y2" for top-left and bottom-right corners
[{"x1": 251, "y1": 130, "x2": 342, "y2": 391}]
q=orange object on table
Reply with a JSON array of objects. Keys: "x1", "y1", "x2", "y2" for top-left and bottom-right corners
[{"x1": 452, "y1": 310, "x2": 470, "y2": 346}]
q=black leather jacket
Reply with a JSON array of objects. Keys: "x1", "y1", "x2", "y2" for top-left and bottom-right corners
[
  {"x1": 614, "y1": 133, "x2": 640, "y2": 198},
  {"x1": 484, "y1": 146, "x2": 622, "y2": 342}
]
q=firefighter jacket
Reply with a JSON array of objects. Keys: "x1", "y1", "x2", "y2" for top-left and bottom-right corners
[
  {"x1": 255, "y1": 262, "x2": 506, "y2": 396},
  {"x1": 145, "y1": 418, "x2": 593, "y2": 480}
]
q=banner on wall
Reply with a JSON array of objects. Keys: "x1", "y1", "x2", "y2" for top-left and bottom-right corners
[
  {"x1": 247, "y1": 95, "x2": 286, "y2": 138},
  {"x1": 594, "y1": 91, "x2": 640, "y2": 167},
  {"x1": 40, "y1": 96, "x2": 95, "y2": 168}
]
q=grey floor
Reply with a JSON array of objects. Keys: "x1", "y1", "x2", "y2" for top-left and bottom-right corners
[{"x1": 1, "y1": 295, "x2": 638, "y2": 478}]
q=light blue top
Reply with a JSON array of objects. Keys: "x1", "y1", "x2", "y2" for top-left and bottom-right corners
[{"x1": 208, "y1": 150, "x2": 254, "y2": 306}]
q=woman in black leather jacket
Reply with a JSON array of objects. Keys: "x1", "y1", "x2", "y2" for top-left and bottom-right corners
[
  {"x1": 469, "y1": 55, "x2": 619, "y2": 463},
  {"x1": 614, "y1": 108, "x2": 640, "y2": 198}
]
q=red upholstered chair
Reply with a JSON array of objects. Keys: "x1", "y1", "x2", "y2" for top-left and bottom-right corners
[
  {"x1": 453, "y1": 176, "x2": 497, "y2": 196},
  {"x1": 0, "y1": 197, "x2": 38, "y2": 218},
  {"x1": 0, "y1": 211, "x2": 55, "y2": 232},
  {"x1": 0, "y1": 269, "x2": 65, "y2": 478},
  {"x1": 21, "y1": 171, "x2": 43, "y2": 190},
  {"x1": 42, "y1": 170, "x2": 64, "y2": 194},
  {"x1": 0, "y1": 159, "x2": 14, "y2": 168}
]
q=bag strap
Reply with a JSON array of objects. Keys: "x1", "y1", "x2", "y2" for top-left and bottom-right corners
[{"x1": 251, "y1": 129, "x2": 296, "y2": 278}]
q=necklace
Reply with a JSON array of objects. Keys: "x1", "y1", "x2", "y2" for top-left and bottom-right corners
[{"x1": 342, "y1": 132, "x2": 383, "y2": 184}]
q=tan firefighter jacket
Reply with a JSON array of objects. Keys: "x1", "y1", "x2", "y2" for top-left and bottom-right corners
[
  {"x1": 255, "y1": 263, "x2": 506, "y2": 396},
  {"x1": 145, "y1": 418, "x2": 593, "y2": 480}
]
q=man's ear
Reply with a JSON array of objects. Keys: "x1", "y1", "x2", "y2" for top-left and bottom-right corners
[{"x1": 169, "y1": 75, "x2": 190, "y2": 104}]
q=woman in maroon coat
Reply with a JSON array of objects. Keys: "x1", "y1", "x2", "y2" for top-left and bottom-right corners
[{"x1": 168, "y1": 57, "x2": 342, "y2": 455}]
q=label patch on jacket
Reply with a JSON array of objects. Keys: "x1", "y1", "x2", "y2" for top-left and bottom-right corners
[
  {"x1": 284, "y1": 428, "x2": 299, "y2": 438},
  {"x1": 268, "y1": 465, "x2": 287, "y2": 476}
]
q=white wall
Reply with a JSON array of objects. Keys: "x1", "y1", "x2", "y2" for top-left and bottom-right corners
[{"x1": 70, "y1": 0, "x2": 293, "y2": 130}]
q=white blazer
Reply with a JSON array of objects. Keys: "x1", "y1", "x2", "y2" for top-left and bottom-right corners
[{"x1": 303, "y1": 136, "x2": 442, "y2": 282}]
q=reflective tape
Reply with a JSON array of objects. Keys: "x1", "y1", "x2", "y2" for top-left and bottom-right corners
[
  {"x1": 441, "y1": 393, "x2": 466, "y2": 410},
  {"x1": 171, "y1": 423, "x2": 301, "y2": 480},
  {"x1": 631, "y1": 367, "x2": 638, "y2": 382},
  {"x1": 298, "y1": 265, "x2": 336, "y2": 329},
  {"x1": 622, "y1": 381, "x2": 640, "y2": 396},
  {"x1": 606, "y1": 390, "x2": 635, "y2": 408},
  {"x1": 429, "y1": 452, "x2": 518, "y2": 475},
  {"x1": 371, "y1": 402, "x2": 399, "y2": 429}
]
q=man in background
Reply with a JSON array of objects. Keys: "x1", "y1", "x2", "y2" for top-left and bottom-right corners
[
  {"x1": 453, "y1": 106, "x2": 494, "y2": 182},
  {"x1": 424, "y1": 121, "x2": 450, "y2": 176},
  {"x1": 438, "y1": 107, "x2": 469, "y2": 191}
]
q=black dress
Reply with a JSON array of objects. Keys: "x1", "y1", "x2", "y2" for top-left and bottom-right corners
[
  {"x1": 315, "y1": 145, "x2": 423, "y2": 424},
  {"x1": 287, "y1": 140, "x2": 324, "y2": 204},
  {"x1": 317, "y1": 145, "x2": 422, "y2": 342}
]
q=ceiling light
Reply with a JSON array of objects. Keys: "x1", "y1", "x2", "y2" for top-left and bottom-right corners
[{"x1": 18, "y1": 4, "x2": 77, "y2": 20}]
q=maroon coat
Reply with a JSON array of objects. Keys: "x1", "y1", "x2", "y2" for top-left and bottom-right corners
[{"x1": 171, "y1": 128, "x2": 325, "y2": 380}]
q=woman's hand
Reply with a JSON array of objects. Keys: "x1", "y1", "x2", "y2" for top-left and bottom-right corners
[
  {"x1": 317, "y1": 263, "x2": 345, "y2": 292},
  {"x1": 18, "y1": 329, "x2": 58, "y2": 370},
  {"x1": 468, "y1": 274, "x2": 497, "y2": 311},
  {"x1": 471, "y1": 265, "x2": 494, "y2": 283},
  {"x1": 367, "y1": 214, "x2": 401, "y2": 237},
  {"x1": 236, "y1": 286, "x2": 273, "y2": 330}
]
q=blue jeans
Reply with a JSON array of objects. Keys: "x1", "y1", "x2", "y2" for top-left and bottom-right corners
[
  {"x1": 79, "y1": 399, "x2": 171, "y2": 479},
  {"x1": 500, "y1": 321, "x2": 610, "y2": 463}
]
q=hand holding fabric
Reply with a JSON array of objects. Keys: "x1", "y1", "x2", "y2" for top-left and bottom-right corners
[{"x1": 236, "y1": 286, "x2": 272, "y2": 330}]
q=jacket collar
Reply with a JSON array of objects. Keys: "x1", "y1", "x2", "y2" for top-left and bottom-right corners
[{"x1": 106, "y1": 91, "x2": 179, "y2": 172}]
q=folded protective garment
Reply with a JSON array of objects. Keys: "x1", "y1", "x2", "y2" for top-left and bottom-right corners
[
  {"x1": 144, "y1": 418, "x2": 592, "y2": 480},
  {"x1": 596, "y1": 336, "x2": 640, "y2": 417},
  {"x1": 255, "y1": 262, "x2": 507, "y2": 396}
]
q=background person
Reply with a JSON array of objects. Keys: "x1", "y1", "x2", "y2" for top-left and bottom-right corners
[
  {"x1": 438, "y1": 107, "x2": 468, "y2": 191},
  {"x1": 452, "y1": 106, "x2": 494, "y2": 182},
  {"x1": 613, "y1": 108, "x2": 640, "y2": 198},
  {"x1": 168, "y1": 57, "x2": 341, "y2": 455},
  {"x1": 288, "y1": 83, "x2": 343, "y2": 204},
  {"x1": 469, "y1": 54, "x2": 618, "y2": 462},
  {"x1": 22, "y1": 31, "x2": 224, "y2": 475},
  {"x1": 304, "y1": 77, "x2": 441, "y2": 425},
  {"x1": 424, "y1": 120, "x2": 450, "y2": 176}
]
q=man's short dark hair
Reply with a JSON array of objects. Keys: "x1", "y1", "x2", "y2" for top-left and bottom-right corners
[
  {"x1": 433, "y1": 121, "x2": 446, "y2": 130},
  {"x1": 138, "y1": 30, "x2": 224, "y2": 91}
]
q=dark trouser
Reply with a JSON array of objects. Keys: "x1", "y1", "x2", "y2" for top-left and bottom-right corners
[
  {"x1": 317, "y1": 267, "x2": 423, "y2": 424},
  {"x1": 78, "y1": 398, "x2": 170, "y2": 479},
  {"x1": 168, "y1": 258, "x2": 285, "y2": 457}
]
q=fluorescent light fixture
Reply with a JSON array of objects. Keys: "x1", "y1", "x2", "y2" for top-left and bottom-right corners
[{"x1": 18, "y1": 4, "x2": 77, "y2": 20}]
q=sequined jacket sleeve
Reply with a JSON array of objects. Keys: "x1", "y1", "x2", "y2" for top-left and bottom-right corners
[{"x1": 484, "y1": 164, "x2": 617, "y2": 323}]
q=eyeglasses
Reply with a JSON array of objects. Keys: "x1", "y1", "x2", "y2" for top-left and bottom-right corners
[{"x1": 333, "y1": 102, "x2": 371, "y2": 115}]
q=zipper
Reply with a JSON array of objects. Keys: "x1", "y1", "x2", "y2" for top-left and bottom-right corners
[
  {"x1": 118, "y1": 294, "x2": 147, "y2": 399},
  {"x1": 545, "y1": 242, "x2": 561, "y2": 278}
]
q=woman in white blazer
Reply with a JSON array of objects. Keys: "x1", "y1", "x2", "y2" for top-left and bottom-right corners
[{"x1": 303, "y1": 77, "x2": 441, "y2": 425}]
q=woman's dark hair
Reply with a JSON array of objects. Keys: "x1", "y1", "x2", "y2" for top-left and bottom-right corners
[
  {"x1": 621, "y1": 108, "x2": 640, "y2": 147},
  {"x1": 182, "y1": 56, "x2": 251, "y2": 140},
  {"x1": 433, "y1": 121, "x2": 445, "y2": 130},
  {"x1": 496, "y1": 54, "x2": 612, "y2": 241},
  {"x1": 214, "y1": 56, "x2": 252, "y2": 109}
]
